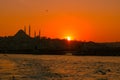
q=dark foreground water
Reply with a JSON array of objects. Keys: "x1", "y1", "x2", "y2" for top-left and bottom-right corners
[{"x1": 0, "y1": 54, "x2": 120, "y2": 80}]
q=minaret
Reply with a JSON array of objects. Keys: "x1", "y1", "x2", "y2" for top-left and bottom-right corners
[
  {"x1": 39, "y1": 30, "x2": 41, "y2": 38},
  {"x1": 24, "y1": 26, "x2": 26, "y2": 34},
  {"x1": 34, "y1": 30, "x2": 36, "y2": 38},
  {"x1": 29, "y1": 25, "x2": 31, "y2": 37}
]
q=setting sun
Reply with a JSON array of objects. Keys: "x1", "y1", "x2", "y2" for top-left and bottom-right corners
[{"x1": 66, "y1": 36, "x2": 72, "y2": 41}]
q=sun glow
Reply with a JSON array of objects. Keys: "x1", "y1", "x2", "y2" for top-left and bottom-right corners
[{"x1": 66, "y1": 36, "x2": 72, "y2": 41}]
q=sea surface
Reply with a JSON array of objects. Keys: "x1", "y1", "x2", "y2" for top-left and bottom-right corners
[{"x1": 0, "y1": 54, "x2": 120, "y2": 80}]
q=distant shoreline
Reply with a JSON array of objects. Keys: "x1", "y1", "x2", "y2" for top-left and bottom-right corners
[{"x1": 1, "y1": 50, "x2": 120, "y2": 56}]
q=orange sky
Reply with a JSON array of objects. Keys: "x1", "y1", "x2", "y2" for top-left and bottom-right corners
[{"x1": 0, "y1": 0, "x2": 120, "y2": 42}]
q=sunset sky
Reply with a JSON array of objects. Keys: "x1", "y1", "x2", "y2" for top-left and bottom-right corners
[{"x1": 0, "y1": 0, "x2": 120, "y2": 42}]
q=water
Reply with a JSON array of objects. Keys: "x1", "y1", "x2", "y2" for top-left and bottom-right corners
[{"x1": 0, "y1": 54, "x2": 120, "y2": 80}]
